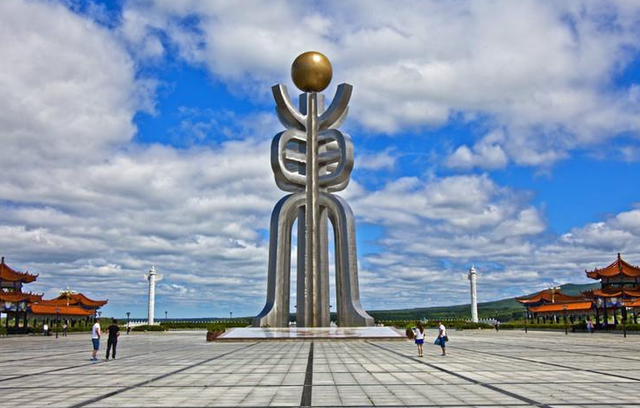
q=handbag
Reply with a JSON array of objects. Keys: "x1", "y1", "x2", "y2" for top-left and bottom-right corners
[{"x1": 444, "y1": 335, "x2": 449, "y2": 342}]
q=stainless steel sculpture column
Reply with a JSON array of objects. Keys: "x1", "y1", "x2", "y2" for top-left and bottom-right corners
[{"x1": 254, "y1": 52, "x2": 374, "y2": 328}]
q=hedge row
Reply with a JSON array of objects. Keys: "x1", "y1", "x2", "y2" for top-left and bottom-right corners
[
  {"x1": 380, "y1": 320, "x2": 494, "y2": 330},
  {"x1": 160, "y1": 321, "x2": 249, "y2": 330},
  {"x1": 132, "y1": 325, "x2": 167, "y2": 332}
]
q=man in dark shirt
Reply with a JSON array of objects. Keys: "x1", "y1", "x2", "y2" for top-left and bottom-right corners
[{"x1": 106, "y1": 318, "x2": 120, "y2": 360}]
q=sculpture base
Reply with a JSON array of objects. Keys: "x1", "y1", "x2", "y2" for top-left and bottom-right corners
[{"x1": 215, "y1": 326, "x2": 405, "y2": 341}]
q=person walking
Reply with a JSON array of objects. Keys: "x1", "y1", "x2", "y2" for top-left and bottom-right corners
[
  {"x1": 412, "y1": 322, "x2": 426, "y2": 357},
  {"x1": 43, "y1": 323, "x2": 48, "y2": 337},
  {"x1": 106, "y1": 319, "x2": 120, "y2": 360},
  {"x1": 90, "y1": 318, "x2": 101, "y2": 361},
  {"x1": 62, "y1": 321, "x2": 68, "y2": 337},
  {"x1": 435, "y1": 321, "x2": 447, "y2": 356},
  {"x1": 586, "y1": 318, "x2": 593, "y2": 334}
]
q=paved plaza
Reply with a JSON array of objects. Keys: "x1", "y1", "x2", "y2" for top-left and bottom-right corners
[{"x1": 1, "y1": 330, "x2": 639, "y2": 407}]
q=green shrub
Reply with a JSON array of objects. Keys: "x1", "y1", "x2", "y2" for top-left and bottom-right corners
[
  {"x1": 498, "y1": 321, "x2": 640, "y2": 331},
  {"x1": 132, "y1": 325, "x2": 167, "y2": 332}
]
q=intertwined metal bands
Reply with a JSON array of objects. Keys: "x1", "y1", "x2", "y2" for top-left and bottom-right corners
[{"x1": 253, "y1": 83, "x2": 374, "y2": 328}]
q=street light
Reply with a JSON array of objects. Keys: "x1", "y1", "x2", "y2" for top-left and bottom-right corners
[
  {"x1": 126, "y1": 311, "x2": 130, "y2": 334},
  {"x1": 229, "y1": 311, "x2": 233, "y2": 320},
  {"x1": 563, "y1": 305, "x2": 568, "y2": 335},
  {"x1": 55, "y1": 307, "x2": 60, "y2": 339},
  {"x1": 165, "y1": 310, "x2": 168, "y2": 321},
  {"x1": 523, "y1": 310, "x2": 528, "y2": 334}
]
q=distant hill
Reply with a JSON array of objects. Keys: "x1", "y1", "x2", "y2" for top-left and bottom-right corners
[{"x1": 365, "y1": 282, "x2": 599, "y2": 322}]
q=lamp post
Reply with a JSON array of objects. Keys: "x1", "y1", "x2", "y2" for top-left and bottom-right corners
[
  {"x1": 563, "y1": 305, "x2": 568, "y2": 335},
  {"x1": 55, "y1": 307, "x2": 60, "y2": 339},
  {"x1": 229, "y1": 311, "x2": 233, "y2": 320},
  {"x1": 126, "y1": 311, "x2": 130, "y2": 334},
  {"x1": 623, "y1": 307, "x2": 629, "y2": 338},
  {"x1": 523, "y1": 310, "x2": 528, "y2": 334},
  {"x1": 165, "y1": 310, "x2": 168, "y2": 321}
]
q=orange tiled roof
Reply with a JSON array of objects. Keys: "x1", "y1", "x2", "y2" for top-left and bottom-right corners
[
  {"x1": 56, "y1": 293, "x2": 107, "y2": 307},
  {"x1": 37, "y1": 298, "x2": 75, "y2": 306},
  {"x1": 30, "y1": 304, "x2": 94, "y2": 316},
  {"x1": 516, "y1": 289, "x2": 584, "y2": 304},
  {"x1": 530, "y1": 301, "x2": 593, "y2": 313},
  {"x1": 626, "y1": 299, "x2": 640, "y2": 308},
  {"x1": 0, "y1": 257, "x2": 38, "y2": 283},
  {"x1": 586, "y1": 288, "x2": 640, "y2": 298},
  {"x1": 0, "y1": 292, "x2": 43, "y2": 302},
  {"x1": 586, "y1": 253, "x2": 640, "y2": 280}
]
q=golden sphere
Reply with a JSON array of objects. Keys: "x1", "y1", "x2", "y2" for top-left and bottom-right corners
[{"x1": 291, "y1": 51, "x2": 333, "y2": 92}]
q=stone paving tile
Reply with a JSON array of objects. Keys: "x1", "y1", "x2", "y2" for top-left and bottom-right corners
[{"x1": 1, "y1": 330, "x2": 639, "y2": 407}]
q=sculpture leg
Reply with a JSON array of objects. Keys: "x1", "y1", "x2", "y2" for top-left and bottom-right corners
[
  {"x1": 296, "y1": 206, "x2": 330, "y2": 328},
  {"x1": 253, "y1": 194, "x2": 305, "y2": 327},
  {"x1": 318, "y1": 207, "x2": 331, "y2": 326},
  {"x1": 321, "y1": 193, "x2": 374, "y2": 327},
  {"x1": 296, "y1": 207, "x2": 307, "y2": 327}
]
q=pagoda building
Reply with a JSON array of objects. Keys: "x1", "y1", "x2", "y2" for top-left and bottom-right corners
[
  {"x1": 516, "y1": 253, "x2": 640, "y2": 328},
  {"x1": 0, "y1": 257, "x2": 42, "y2": 331},
  {"x1": 516, "y1": 288, "x2": 592, "y2": 323},
  {"x1": 583, "y1": 253, "x2": 640, "y2": 326},
  {"x1": 29, "y1": 290, "x2": 108, "y2": 331},
  {"x1": 0, "y1": 257, "x2": 108, "y2": 333},
  {"x1": 33, "y1": 291, "x2": 108, "y2": 317}
]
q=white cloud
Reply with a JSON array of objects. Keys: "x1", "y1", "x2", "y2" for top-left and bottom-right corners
[
  {"x1": 0, "y1": 0, "x2": 281, "y2": 315},
  {"x1": 0, "y1": 0, "x2": 150, "y2": 166},
  {"x1": 3, "y1": 0, "x2": 640, "y2": 317},
  {"x1": 356, "y1": 149, "x2": 397, "y2": 171},
  {"x1": 446, "y1": 130, "x2": 509, "y2": 170},
  {"x1": 121, "y1": 0, "x2": 640, "y2": 166}
]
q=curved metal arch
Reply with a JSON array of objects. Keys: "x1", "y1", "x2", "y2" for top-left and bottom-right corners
[
  {"x1": 252, "y1": 193, "x2": 305, "y2": 328},
  {"x1": 319, "y1": 83, "x2": 352, "y2": 131},
  {"x1": 319, "y1": 193, "x2": 375, "y2": 327},
  {"x1": 272, "y1": 84, "x2": 305, "y2": 131},
  {"x1": 253, "y1": 192, "x2": 374, "y2": 328}
]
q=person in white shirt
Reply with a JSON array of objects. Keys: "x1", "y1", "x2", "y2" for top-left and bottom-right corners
[
  {"x1": 90, "y1": 318, "x2": 101, "y2": 361},
  {"x1": 412, "y1": 323, "x2": 426, "y2": 357},
  {"x1": 43, "y1": 323, "x2": 49, "y2": 336},
  {"x1": 435, "y1": 321, "x2": 447, "y2": 356}
]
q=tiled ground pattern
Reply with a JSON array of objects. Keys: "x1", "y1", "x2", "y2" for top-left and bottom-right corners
[{"x1": 0, "y1": 330, "x2": 638, "y2": 407}]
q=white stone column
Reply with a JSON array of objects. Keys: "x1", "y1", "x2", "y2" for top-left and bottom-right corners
[
  {"x1": 469, "y1": 265, "x2": 478, "y2": 323},
  {"x1": 145, "y1": 266, "x2": 158, "y2": 325}
]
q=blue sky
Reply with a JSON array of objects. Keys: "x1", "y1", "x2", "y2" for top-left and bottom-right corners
[{"x1": 1, "y1": 0, "x2": 640, "y2": 318}]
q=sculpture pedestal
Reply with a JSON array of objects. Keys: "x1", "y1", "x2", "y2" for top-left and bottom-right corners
[{"x1": 215, "y1": 326, "x2": 404, "y2": 341}]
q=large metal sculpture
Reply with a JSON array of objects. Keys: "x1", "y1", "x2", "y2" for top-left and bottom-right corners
[{"x1": 254, "y1": 52, "x2": 374, "y2": 328}]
